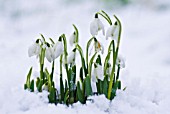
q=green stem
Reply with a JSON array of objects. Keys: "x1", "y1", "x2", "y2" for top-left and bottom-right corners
[
  {"x1": 101, "y1": 10, "x2": 112, "y2": 25},
  {"x1": 88, "y1": 52, "x2": 97, "y2": 78},
  {"x1": 50, "y1": 61, "x2": 55, "y2": 82},
  {"x1": 108, "y1": 15, "x2": 122, "y2": 100},
  {"x1": 40, "y1": 63, "x2": 44, "y2": 83},
  {"x1": 86, "y1": 37, "x2": 94, "y2": 70},
  {"x1": 76, "y1": 44, "x2": 87, "y2": 76},
  {"x1": 61, "y1": 34, "x2": 69, "y2": 76},
  {"x1": 116, "y1": 66, "x2": 120, "y2": 80},
  {"x1": 40, "y1": 48, "x2": 45, "y2": 83},
  {"x1": 40, "y1": 34, "x2": 46, "y2": 43},
  {"x1": 96, "y1": 12, "x2": 112, "y2": 25},
  {"x1": 104, "y1": 40, "x2": 114, "y2": 76},
  {"x1": 60, "y1": 54, "x2": 63, "y2": 77}
]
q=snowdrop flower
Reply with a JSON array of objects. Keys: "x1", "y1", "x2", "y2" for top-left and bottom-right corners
[
  {"x1": 69, "y1": 32, "x2": 77, "y2": 46},
  {"x1": 92, "y1": 63, "x2": 104, "y2": 83},
  {"x1": 116, "y1": 55, "x2": 125, "y2": 69},
  {"x1": 53, "y1": 41, "x2": 64, "y2": 59},
  {"x1": 28, "y1": 39, "x2": 41, "y2": 57},
  {"x1": 45, "y1": 41, "x2": 64, "y2": 63},
  {"x1": 67, "y1": 49, "x2": 76, "y2": 65},
  {"x1": 94, "y1": 40, "x2": 104, "y2": 54},
  {"x1": 89, "y1": 39, "x2": 104, "y2": 56},
  {"x1": 90, "y1": 14, "x2": 105, "y2": 36},
  {"x1": 106, "y1": 22, "x2": 119, "y2": 40}
]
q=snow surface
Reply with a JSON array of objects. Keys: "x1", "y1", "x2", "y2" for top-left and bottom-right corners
[{"x1": 0, "y1": 0, "x2": 170, "y2": 114}]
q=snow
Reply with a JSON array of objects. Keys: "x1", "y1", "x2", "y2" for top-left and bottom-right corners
[{"x1": 0, "y1": 0, "x2": 170, "y2": 114}]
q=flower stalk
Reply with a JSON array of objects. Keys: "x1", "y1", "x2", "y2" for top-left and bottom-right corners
[{"x1": 107, "y1": 15, "x2": 122, "y2": 100}]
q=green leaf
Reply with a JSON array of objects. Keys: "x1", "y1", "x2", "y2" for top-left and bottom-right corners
[
  {"x1": 118, "y1": 80, "x2": 121, "y2": 89},
  {"x1": 65, "y1": 79, "x2": 68, "y2": 94},
  {"x1": 48, "y1": 87, "x2": 56, "y2": 103},
  {"x1": 68, "y1": 65, "x2": 76, "y2": 104},
  {"x1": 24, "y1": 84, "x2": 27, "y2": 90},
  {"x1": 72, "y1": 65, "x2": 76, "y2": 84},
  {"x1": 60, "y1": 76, "x2": 64, "y2": 102},
  {"x1": 36, "y1": 77, "x2": 40, "y2": 88},
  {"x1": 37, "y1": 79, "x2": 43, "y2": 92},
  {"x1": 64, "y1": 89, "x2": 69, "y2": 104},
  {"x1": 30, "y1": 80, "x2": 34, "y2": 92},
  {"x1": 85, "y1": 75, "x2": 92, "y2": 96},
  {"x1": 111, "y1": 80, "x2": 119, "y2": 99},
  {"x1": 103, "y1": 76, "x2": 108, "y2": 97},
  {"x1": 96, "y1": 80, "x2": 103, "y2": 94},
  {"x1": 77, "y1": 81, "x2": 85, "y2": 104},
  {"x1": 96, "y1": 55, "x2": 102, "y2": 65},
  {"x1": 26, "y1": 67, "x2": 33, "y2": 89},
  {"x1": 45, "y1": 68, "x2": 52, "y2": 91},
  {"x1": 79, "y1": 67, "x2": 83, "y2": 82}
]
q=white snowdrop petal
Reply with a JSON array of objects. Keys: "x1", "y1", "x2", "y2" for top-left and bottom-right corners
[
  {"x1": 92, "y1": 69, "x2": 98, "y2": 83},
  {"x1": 67, "y1": 51, "x2": 76, "y2": 64},
  {"x1": 28, "y1": 43, "x2": 40, "y2": 57},
  {"x1": 97, "y1": 19, "x2": 105, "y2": 35},
  {"x1": 96, "y1": 65, "x2": 104, "y2": 81},
  {"x1": 92, "y1": 64, "x2": 104, "y2": 82},
  {"x1": 113, "y1": 25, "x2": 119, "y2": 41},
  {"x1": 69, "y1": 33, "x2": 76, "y2": 46},
  {"x1": 90, "y1": 19, "x2": 98, "y2": 36},
  {"x1": 100, "y1": 43, "x2": 104, "y2": 54},
  {"x1": 106, "y1": 24, "x2": 119, "y2": 41},
  {"x1": 116, "y1": 55, "x2": 125, "y2": 68},
  {"x1": 53, "y1": 42, "x2": 64, "y2": 59},
  {"x1": 35, "y1": 44, "x2": 41, "y2": 55},
  {"x1": 45, "y1": 47, "x2": 53, "y2": 63},
  {"x1": 106, "y1": 25, "x2": 114, "y2": 40}
]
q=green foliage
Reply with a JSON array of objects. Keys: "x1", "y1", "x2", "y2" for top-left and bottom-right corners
[
  {"x1": 24, "y1": 10, "x2": 125, "y2": 105},
  {"x1": 85, "y1": 75, "x2": 93, "y2": 96},
  {"x1": 24, "y1": 67, "x2": 34, "y2": 92},
  {"x1": 77, "y1": 81, "x2": 85, "y2": 104}
]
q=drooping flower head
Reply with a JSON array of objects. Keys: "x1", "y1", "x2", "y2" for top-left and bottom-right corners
[
  {"x1": 116, "y1": 55, "x2": 125, "y2": 69},
  {"x1": 90, "y1": 14, "x2": 105, "y2": 36},
  {"x1": 45, "y1": 38, "x2": 64, "y2": 63},
  {"x1": 89, "y1": 38, "x2": 104, "y2": 56},
  {"x1": 66, "y1": 48, "x2": 76, "y2": 65},
  {"x1": 94, "y1": 38, "x2": 104, "y2": 54},
  {"x1": 69, "y1": 32, "x2": 77, "y2": 46},
  {"x1": 106, "y1": 21, "x2": 119, "y2": 41},
  {"x1": 28, "y1": 39, "x2": 41, "y2": 57},
  {"x1": 92, "y1": 63, "x2": 104, "y2": 83}
]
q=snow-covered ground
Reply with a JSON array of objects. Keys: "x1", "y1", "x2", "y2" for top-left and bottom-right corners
[{"x1": 0, "y1": 0, "x2": 170, "y2": 114}]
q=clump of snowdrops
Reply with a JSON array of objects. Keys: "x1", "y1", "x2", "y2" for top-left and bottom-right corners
[{"x1": 24, "y1": 10, "x2": 125, "y2": 105}]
